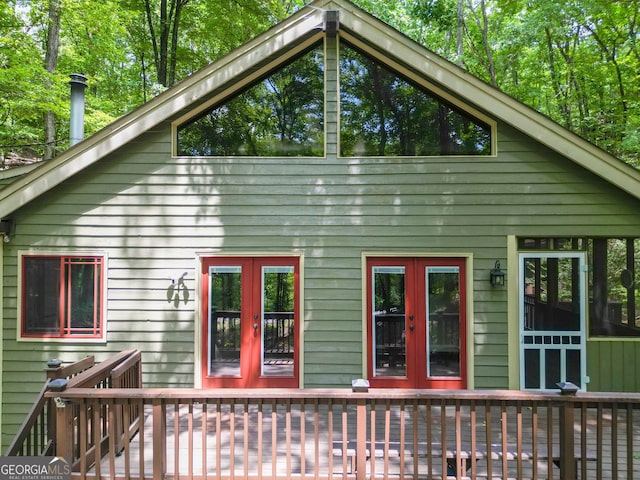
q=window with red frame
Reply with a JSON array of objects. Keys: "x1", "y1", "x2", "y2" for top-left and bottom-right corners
[{"x1": 22, "y1": 256, "x2": 104, "y2": 339}]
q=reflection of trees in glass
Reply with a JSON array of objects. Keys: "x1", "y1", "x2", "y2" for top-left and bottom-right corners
[
  {"x1": 263, "y1": 271, "x2": 294, "y2": 312},
  {"x1": 178, "y1": 45, "x2": 324, "y2": 156},
  {"x1": 211, "y1": 271, "x2": 241, "y2": 311},
  {"x1": 428, "y1": 272, "x2": 459, "y2": 313},
  {"x1": 374, "y1": 271, "x2": 405, "y2": 313},
  {"x1": 69, "y1": 261, "x2": 99, "y2": 328},
  {"x1": 340, "y1": 44, "x2": 491, "y2": 156},
  {"x1": 601, "y1": 239, "x2": 639, "y2": 326}
]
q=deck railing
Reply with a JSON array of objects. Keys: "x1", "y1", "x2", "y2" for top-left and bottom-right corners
[
  {"x1": 46, "y1": 384, "x2": 640, "y2": 480},
  {"x1": 50, "y1": 349, "x2": 142, "y2": 470},
  {"x1": 5, "y1": 355, "x2": 96, "y2": 456}
]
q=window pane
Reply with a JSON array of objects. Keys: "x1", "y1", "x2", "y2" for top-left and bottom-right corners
[
  {"x1": 523, "y1": 256, "x2": 581, "y2": 332},
  {"x1": 590, "y1": 238, "x2": 640, "y2": 337},
  {"x1": 372, "y1": 266, "x2": 406, "y2": 377},
  {"x1": 178, "y1": 45, "x2": 324, "y2": 156},
  {"x1": 23, "y1": 257, "x2": 60, "y2": 335},
  {"x1": 23, "y1": 256, "x2": 103, "y2": 339},
  {"x1": 262, "y1": 266, "x2": 295, "y2": 377},
  {"x1": 340, "y1": 44, "x2": 491, "y2": 156},
  {"x1": 66, "y1": 258, "x2": 100, "y2": 335},
  {"x1": 426, "y1": 267, "x2": 460, "y2": 377},
  {"x1": 209, "y1": 266, "x2": 242, "y2": 376}
]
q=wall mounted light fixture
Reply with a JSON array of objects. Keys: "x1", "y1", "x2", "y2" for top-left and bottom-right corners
[
  {"x1": 490, "y1": 260, "x2": 505, "y2": 287},
  {"x1": 0, "y1": 219, "x2": 14, "y2": 243}
]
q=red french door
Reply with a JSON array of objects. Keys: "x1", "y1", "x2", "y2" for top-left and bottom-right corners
[
  {"x1": 201, "y1": 256, "x2": 299, "y2": 388},
  {"x1": 366, "y1": 257, "x2": 467, "y2": 389}
]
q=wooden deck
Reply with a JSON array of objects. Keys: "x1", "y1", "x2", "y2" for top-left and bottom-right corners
[
  {"x1": 12, "y1": 351, "x2": 640, "y2": 480},
  {"x1": 50, "y1": 389, "x2": 640, "y2": 480}
]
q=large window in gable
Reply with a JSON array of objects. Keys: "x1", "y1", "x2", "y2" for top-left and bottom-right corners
[
  {"x1": 340, "y1": 44, "x2": 492, "y2": 156},
  {"x1": 178, "y1": 44, "x2": 324, "y2": 156}
]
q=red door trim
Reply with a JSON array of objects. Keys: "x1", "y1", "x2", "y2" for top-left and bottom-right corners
[
  {"x1": 366, "y1": 257, "x2": 467, "y2": 389},
  {"x1": 201, "y1": 256, "x2": 300, "y2": 388}
]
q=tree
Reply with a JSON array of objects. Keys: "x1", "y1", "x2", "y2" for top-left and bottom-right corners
[
  {"x1": 1, "y1": 0, "x2": 639, "y2": 168},
  {"x1": 140, "y1": 0, "x2": 189, "y2": 87},
  {"x1": 43, "y1": 0, "x2": 61, "y2": 160}
]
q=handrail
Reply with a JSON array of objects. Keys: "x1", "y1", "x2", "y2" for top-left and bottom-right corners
[
  {"x1": 66, "y1": 349, "x2": 138, "y2": 389},
  {"x1": 47, "y1": 355, "x2": 95, "y2": 381},
  {"x1": 6, "y1": 350, "x2": 141, "y2": 458},
  {"x1": 45, "y1": 386, "x2": 640, "y2": 402},
  {"x1": 5, "y1": 355, "x2": 95, "y2": 456},
  {"x1": 48, "y1": 349, "x2": 143, "y2": 471},
  {"x1": 5, "y1": 382, "x2": 51, "y2": 456}
]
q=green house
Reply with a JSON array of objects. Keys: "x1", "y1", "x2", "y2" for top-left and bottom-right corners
[{"x1": 1, "y1": 0, "x2": 640, "y2": 449}]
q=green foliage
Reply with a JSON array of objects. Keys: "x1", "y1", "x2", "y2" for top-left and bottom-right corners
[
  {"x1": 1, "y1": 0, "x2": 639, "y2": 168},
  {"x1": 339, "y1": 44, "x2": 491, "y2": 156},
  {"x1": 178, "y1": 46, "x2": 324, "y2": 156}
]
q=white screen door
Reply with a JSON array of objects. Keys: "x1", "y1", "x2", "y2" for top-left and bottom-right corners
[{"x1": 519, "y1": 252, "x2": 587, "y2": 390}]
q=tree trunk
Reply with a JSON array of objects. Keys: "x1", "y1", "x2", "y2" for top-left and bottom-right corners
[
  {"x1": 545, "y1": 27, "x2": 571, "y2": 127},
  {"x1": 144, "y1": 0, "x2": 189, "y2": 88},
  {"x1": 44, "y1": 0, "x2": 61, "y2": 160},
  {"x1": 456, "y1": 0, "x2": 464, "y2": 67},
  {"x1": 469, "y1": 0, "x2": 498, "y2": 87},
  {"x1": 168, "y1": 0, "x2": 188, "y2": 86},
  {"x1": 158, "y1": 0, "x2": 169, "y2": 86}
]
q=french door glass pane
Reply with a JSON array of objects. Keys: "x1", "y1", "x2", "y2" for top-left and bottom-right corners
[
  {"x1": 262, "y1": 266, "x2": 295, "y2": 377},
  {"x1": 372, "y1": 266, "x2": 406, "y2": 377},
  {"x1": 426, "y1": 267, "x2": 461, "y2": 377},
  {"x1": 208, "y1": 266, "x2": 242, "y2": 376}
]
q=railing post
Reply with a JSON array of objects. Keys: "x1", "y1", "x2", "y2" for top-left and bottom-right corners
[
  {"x1": 353, "y1": 379, "x2": 369, "y2": 480},
  {"x1": 49, "y1": 380, "x2": 73, "y2": 459},
  {"x1": 152, "y1": 400, "x2": 167, "y2": 480},
  {"x1": 46, "y1": 359, "x2": 63, "y2": 380},
  {"x1": 45, "y1": 359, "x2": 64, "y2": 450},
  {"x1": 356, "y1": 399, "x2": 366, "y2": 480},
  {"x1": 558, "y1": 382, "x2": 579, "y2": 480}
]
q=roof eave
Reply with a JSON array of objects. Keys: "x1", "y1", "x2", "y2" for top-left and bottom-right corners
[
  {"x1": 334, "y1": 3, "x2": 640, "y2": 200},
  {"x1": 0, "y1": 3, "x2": 327, "y2": 219},
  {"x1": 1, "y1": 0, "x2": 639, "y2": 220}
]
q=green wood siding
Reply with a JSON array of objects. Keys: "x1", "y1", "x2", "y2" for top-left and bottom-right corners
[
  {"x1": 3, "y1": 119, "x2": 640, "y2": 447},
  {"x1": 587, "y1": 341, "x2": 640, "y2": 391}
]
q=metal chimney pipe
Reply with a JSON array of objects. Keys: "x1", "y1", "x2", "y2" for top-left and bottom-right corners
[{"x1": 69, "y1": 73, "x2": 87, "y2": 147}]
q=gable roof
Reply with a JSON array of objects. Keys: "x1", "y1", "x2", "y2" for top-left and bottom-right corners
[{"x1": 1, "y1": 0, "x2": 639, "y2": 219}]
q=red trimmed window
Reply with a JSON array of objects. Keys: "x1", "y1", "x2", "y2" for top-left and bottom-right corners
[{"x1": 22, "y1": 256, "x2": 104, "y2": 339}]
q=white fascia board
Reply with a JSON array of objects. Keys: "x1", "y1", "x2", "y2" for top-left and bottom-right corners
[
  {"x1": 0, "y1": 6, "x2": 326, "y2": 219},
  {"x1": 337, "y1": 3, "x2": 640, "y2": 201}
]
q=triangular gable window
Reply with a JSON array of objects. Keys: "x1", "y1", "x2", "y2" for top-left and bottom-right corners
[
  {"x1": 177, "y1": 44, "x2": 324, "y2": 156},
  {"x1": 177, "y1": 39, "x2": 493, "y2": 158},
  {"x1": 340, "y1": 44, "x2": 491, "y2": 156}
]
